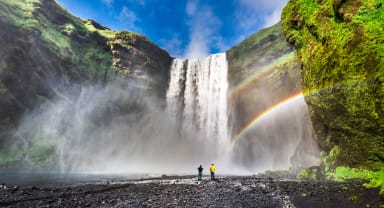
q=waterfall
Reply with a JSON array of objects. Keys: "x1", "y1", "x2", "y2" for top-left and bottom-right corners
[
  {"x1": 166, "y1": 53, "x2": 229, "y2": 150},
  {"x1": 12, "y1": 51, "x2": 318, "y2": 174},
  {"x1": 166, "y1": 52, "x2": 319, "y2": 173}
]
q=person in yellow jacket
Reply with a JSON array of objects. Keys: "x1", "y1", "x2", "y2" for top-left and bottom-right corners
[{"x1": 209, "y1": 163, "x2": 216, "y2": 181}]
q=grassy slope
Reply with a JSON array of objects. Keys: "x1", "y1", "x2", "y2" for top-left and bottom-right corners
[
  {"x1": 0, "y1": 0, "x2": 115, "y2": 167},
  {"x1": 227, "y1": 22, "x2": 294, "y2": 87},
  {"x1": 0, "y1": 0, "x2": 114, "y2": 79},
  {"x1": 0, "y1": 0, "x2": 171, "y2": 167}
]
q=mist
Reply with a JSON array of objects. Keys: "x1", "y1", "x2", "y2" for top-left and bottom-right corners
[
  {"x1": 15, "y1": 83, "x2": 221, "y2": 174},
  {"x1": 227, "y1": 56, "x2": 320, "y2": 173},
  {"x1": 184, "y1": 0, "x2": 222, "y2": 59},
  {"x1": 229, "y1": 95, "x2": 320, "y2": 172},
  {"x1": 11, "y1": 52, "x2": 320, "y2": 176}
]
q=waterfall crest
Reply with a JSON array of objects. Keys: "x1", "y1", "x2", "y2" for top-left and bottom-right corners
[
  {"x1": 166, "y1": 52, "x2": 320, "y2": 173},
  {"x1": 166, "y1": 53, "x2": 230, "y2": 151}
]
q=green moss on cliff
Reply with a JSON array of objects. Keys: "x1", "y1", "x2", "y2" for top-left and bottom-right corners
[
  {"x1": 226, "y1": 22, "x2": 318, "y2": 167},
  {"x1": 23, "y1": 126, "x2": 67, "y2": 167},
  {"x1": 26, "y1": 143, "x2": 56, "y2": 166},
  {"x1": 227, "y1": 23, "x2": 293, "y2": 86},
  {"x1": 0, "y1": 0, "x2": 173, "y2": 169},
  {"x1": 116, "y1": 31, "x2": 147, "y2": 42},
  {"x1": 322, "y1": 145, "x2": 341, "y2": 173},
  {"x1": 0, "y1": 60, "x2": 6, "y2": 74},
  {"x1": 282, "y1": 0, "x2": 384, "y2": 170},
  {"x1": 0, "y1": 145, "x2": 23, "y2": 167},
  {"x1": 0, "y1": 82, "x2": 7, "y2": 95},
  {"x1": 1, "y1": 0, "x2": 70, "y2": 55},
  {"x1": 84, "y1": 20, "x2": 115, "y2": 39},
  {"x1": 297, "y1": 167, "x2": 318, "y2": 181},
  {"x1": 1, "y1": 0, "x2": 114, "y2": 79}
]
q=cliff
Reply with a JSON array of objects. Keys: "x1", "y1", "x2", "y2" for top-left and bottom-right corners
[
  {"x1": 0, "y1": 0, "x2": 172, "y2": 166},
  {"x1": 0, "y1": 0, "x2": 172, "y2": 147},
  {"x1": 227, "y1": 23, "x2": 298, "y2": 140},
  {"x1": 226, "y1": 23, "x2": 319, "y2": 169},
  {"x1": 282, "y1": 0, "x2": 384, "y2": 170}
]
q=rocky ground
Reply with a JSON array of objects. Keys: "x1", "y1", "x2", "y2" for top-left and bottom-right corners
[{"x1": 0, "y1": 175, "x2": 383, "y2": 208}]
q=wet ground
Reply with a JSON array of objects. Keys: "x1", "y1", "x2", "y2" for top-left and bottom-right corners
[{"x1": 0, "y1": 175, "x2": 383, "y2": 207}]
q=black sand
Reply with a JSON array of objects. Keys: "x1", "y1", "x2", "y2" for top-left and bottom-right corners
[{"x1": 0, "y1": 176, "x2": 383, "y2": 207}]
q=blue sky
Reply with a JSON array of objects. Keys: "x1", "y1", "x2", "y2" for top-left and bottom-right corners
[{"x1": 56, "y1": 0, "x2": 288, "y2": 59}]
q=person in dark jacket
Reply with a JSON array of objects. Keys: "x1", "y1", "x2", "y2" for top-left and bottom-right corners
[{"x1": 197, "y1": 165, "x2": 203, "y2": 181}]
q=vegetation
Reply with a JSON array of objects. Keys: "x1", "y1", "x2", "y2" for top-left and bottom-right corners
[
  {"x1": 328, "y1": 166, "x2": 384, "y2": 194},
  {"x1": 0, "y1": 0, "x2": 173, "y2": 169},
  {"x1": 0, "y1": 0, "x2": 114, "y2": 82},
  {"x1": 227, "y1": 22, "x2": 293, "y2": 86},
  {"x1": 0, "y1": 145, "x2": 23, "y2": 167},
  {"x1": 83, "y1": 20, "x2": 115, "y2": 39},
  {"x1": 24, "y1": 126, "x2": 67, "y2": 167},
  {"x1": 116, "y1": 31, "x2": 147, "y2": 42},
  {"x1": 282, "y1": 0, "x2": 384, "y2": 172},
  {"x1": 26, "y1": 143, "x2": 57, "y2": 166},
  {"x1": 297, "y1": 168, "x2": 318, "y2": 181}
]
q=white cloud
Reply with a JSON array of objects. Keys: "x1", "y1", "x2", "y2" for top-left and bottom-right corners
[
  {"x1": 101, "y1": 0, "x2": 113, "y2": 7},
  {"x1": 132, "y1": 0, "x2": 145, "y2": 6},
  {"x1": 160, "y1": 34, "x2": 183, "y2": 58},
  {"x1": 186, "y1": 0, "x2": 198, "y2": 16},
  {"x1": 239, "y1": 0, "x2": 288, "y2": 12},
  {"x1": 212, "y1": 36, "x2": 229, "y2": 53},
  {"x1": 184, "y1": 1, "x2": 222, "y2": 59},
  {"x1": 185, "y1": 32, "x2": 209, "y2": 59},
  {"x1": 118, "y1": 6, "x2": 139, "y2": 31},
  {"x1": 236, "y1": 0, "x2": 288, "y2": 31},
  {"x1": 262, "y1": 8, "x2": 283, "y2": 28},
  {"x1": 222, "y1": 0, "x2": 289, "y2": 49}
]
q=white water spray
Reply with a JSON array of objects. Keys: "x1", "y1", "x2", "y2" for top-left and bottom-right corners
[
  {"x1": 166, "y1": 53, "x2": 230, "y2": 156},
  {"x1": 12, "y1": 51, "x2": 319, "y2": 175},
  {"x1": 166, "y1": 52, "x2": 319, "y2": 173}
]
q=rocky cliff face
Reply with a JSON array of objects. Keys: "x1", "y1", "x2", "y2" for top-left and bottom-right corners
[
  {"x1": 227, "y1": 23, "x2": 298, "y2": 140},
  {"x1": 226, "y1": 23, "x2": 320, "y2": 169},
  {"x1": 109, "y1": 31, "x2": 172, "y2": 95},
  {"x1": 282, "y1": 0, "x2": 384, "y2": 170},
  {"x1": 0, "y1": 0, "x2": 172, "y2": 149}
]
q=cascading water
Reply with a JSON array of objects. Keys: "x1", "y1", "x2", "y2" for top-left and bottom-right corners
[
  {"x1": 166, "y1": 53, "x2": 230, "y2": 154},
  {"x1": 166, "y1": 52, "x2": 320, "y2": 173},
  {"x1": 12, "y1": 51, "x2": 319, "y2": 174}
]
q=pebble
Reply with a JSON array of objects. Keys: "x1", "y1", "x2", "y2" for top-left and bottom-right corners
[{"x1": 0, "y1": 177, "x2": 381, "y2": 208}]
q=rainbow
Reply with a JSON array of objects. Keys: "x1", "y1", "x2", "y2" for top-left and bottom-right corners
[
  {"x1": 232, "y1": 91, "x2": 304, "y2": 141},
  {"x1": 228, "y1": 52, "x2": 296, "y2": 99},
  {"x1": 228, "y1": 49, "x2": 369, "y2": 143},
  {"x1": 231, "y1": 79, "x2": 367, "y2": 142}
]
